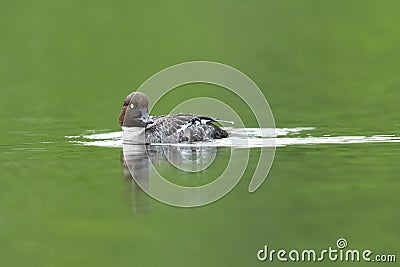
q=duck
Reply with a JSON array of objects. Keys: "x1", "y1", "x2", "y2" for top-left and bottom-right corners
[{"x1": 119, "y1": 92, "x2": 230, "y2": 144}]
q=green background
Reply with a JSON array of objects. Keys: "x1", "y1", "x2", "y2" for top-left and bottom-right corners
[{"x1": 1, "y1": 0, "x2": 399, "y2": 266}]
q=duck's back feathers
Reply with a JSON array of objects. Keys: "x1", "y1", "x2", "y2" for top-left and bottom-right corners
[{"x1": 145, "y1": 114, "x2": 228, "y2": 143}]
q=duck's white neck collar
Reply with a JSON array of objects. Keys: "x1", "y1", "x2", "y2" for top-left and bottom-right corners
[{"x1": 122, "y1": 127, "x2": 146, "y2": 144}]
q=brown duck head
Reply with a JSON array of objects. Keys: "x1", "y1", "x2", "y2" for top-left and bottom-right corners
[{"x1": 119, "y1": 92, "x2": 154, "y2": 127}]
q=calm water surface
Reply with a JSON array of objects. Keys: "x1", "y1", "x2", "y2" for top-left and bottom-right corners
[{"x1": 1, "y1": 1, "x2": 400, "y2": 266}]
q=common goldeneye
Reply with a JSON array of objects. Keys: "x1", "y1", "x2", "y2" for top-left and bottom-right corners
[{"x1": 119, "y1": 92, "x2": 230, "y2": 143}]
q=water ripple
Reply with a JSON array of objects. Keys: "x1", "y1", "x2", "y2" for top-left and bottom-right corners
[{"x1": 65, "y1": 127, "x2": 400, "y2": 148}]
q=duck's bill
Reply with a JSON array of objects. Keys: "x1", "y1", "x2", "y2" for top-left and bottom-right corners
[{"x1": 139, "y1": 110, "x2": 154, "y2": 124}]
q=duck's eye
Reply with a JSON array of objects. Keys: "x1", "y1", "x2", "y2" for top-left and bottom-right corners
[{"x1": 130, "y1": 104, "x2": 135, "y2": 109}]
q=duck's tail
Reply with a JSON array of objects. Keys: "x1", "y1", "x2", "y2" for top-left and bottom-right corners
[
  {"x1": 210, "y1": 124, "x2": 229, "y2": 139},
  {"x1": 214, "y1": 119, "x2": 235, "y2": 125}
]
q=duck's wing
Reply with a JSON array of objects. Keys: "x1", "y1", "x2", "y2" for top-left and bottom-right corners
[
  {"x1": 145, "y1": 114, "x2": 230, "y2": 143},
  {"x1": 149, "y1": 114, "x2": 233, "y2": 127},
  {"x1": 146, "y1": 114, "x2": 213, "y2": 133}
]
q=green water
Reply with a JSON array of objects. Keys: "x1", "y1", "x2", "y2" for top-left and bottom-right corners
[{"x1": 1, "y1": 1, "x2": 399, "y2": 266}]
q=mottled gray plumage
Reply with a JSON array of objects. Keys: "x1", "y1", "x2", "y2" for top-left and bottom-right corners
[
  {"x1": 119, "y1": 92, "x2": 229, "y2": 143},
  {"x1": 145, "y1": 114, "x2": 228, "y2": 143}
]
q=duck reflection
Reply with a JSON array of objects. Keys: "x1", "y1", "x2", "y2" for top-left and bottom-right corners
[{"x1": 121, "y1": 144, "x2": 218, "y2": 211}]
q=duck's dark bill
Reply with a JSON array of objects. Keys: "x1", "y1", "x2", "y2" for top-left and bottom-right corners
[{"x1": 139, "y1": 110, "x2": 154, "y2": 124}]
